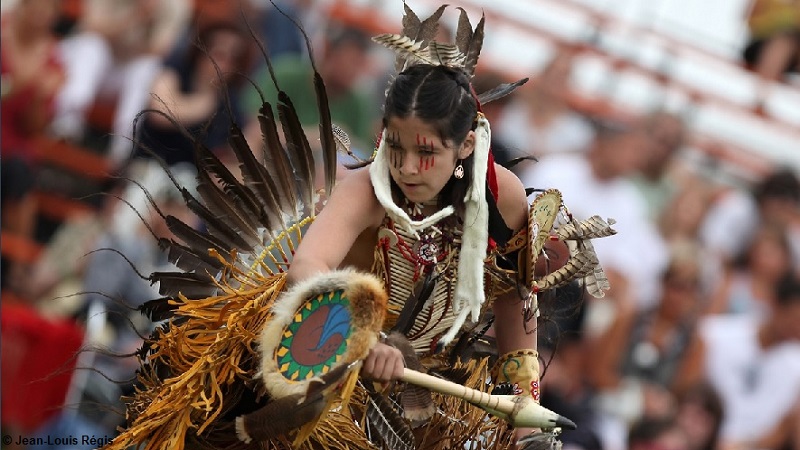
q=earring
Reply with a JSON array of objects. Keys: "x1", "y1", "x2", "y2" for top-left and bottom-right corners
[{"x1": 454, "y1": 161, "x2": 464, "y2": 179}]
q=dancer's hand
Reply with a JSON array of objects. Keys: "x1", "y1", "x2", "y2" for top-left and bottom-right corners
[{"x1": 362, "y1": 342, "x2": 404, "y2": 382}]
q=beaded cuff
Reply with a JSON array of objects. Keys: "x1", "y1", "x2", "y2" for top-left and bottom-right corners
[{"x1": 491, "y1": 349, "x2": 541, "y2": 403}]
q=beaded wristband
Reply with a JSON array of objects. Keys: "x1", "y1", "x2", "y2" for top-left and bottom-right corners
[{"x1": 491, "y1": 349, "x2": 541, "y2": 402}]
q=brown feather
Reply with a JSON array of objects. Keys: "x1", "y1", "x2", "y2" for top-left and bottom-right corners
[
  {"x1": 463, "y1": 13, "x2": 485, "y2": 76},
  {"x1": 477, "y1": 78, "x2": 529, "y2": 105},
  {"x1": 433, "y1": 367, "x2": 474, "y2": 386},
  {"x1": 277, "y1": 93, "x2": 316, "y2": 214},
  {"x1": 257, "y1": 102, "x2": 298, "y2": 213},
  {"x1": 400, "y1": 384, "x2": 436, "y2": 422},
  {"x1": 238, "y1": 362, "x2": 354, "y2": 443},
  {"x1": 150, "y1": 271, "x2": 216, "y2": 299},
  {"x1": 414, "y1": 4, "x2": 447, "y2": 44},
  {"x1": 401, "y1": 2, "x2": 422, "y2": 41},
  {"x1": 454, "y1": 7, "x2": 473, "y2": 55},
  {"x1": 138, "y1": 297, "x2": 176, "y2": 322},
  {"x1": 373, "y1": 34, "x2": 433, "y2": 66},
  {"x1": 313, "y1": 71, "x2": 338, "y2": 198},
  {"x1": 427, "y1": 41, "x2": 465, "y2": 66},
  {"x1": 193, "y1": 144, "x2": 270, "y2": 230},
  {"x1": 392, "y1": 271, "x2": 437, "y2": 335},
  {"x1": 364, "y1": 388, "x2": 416, "y2": 450},
  {"x1": 400, "y1": 3, "x2": 422, "y2": 72},
  {"x1": 182, "y1": 192, "x2": 257, "y2": 251},
  {"x1": 162, "y1": 238, "x2": 224, "y2": 274},
  {"x1": 384, "y1": 332, "x2": 435, "y2": 422},
  {"x1": 165, "y1": 215, "x2": 228, "y2": 257},
  {"x1": 397, "y1": 4, "x2": 447, "y2": 71},
  {"x1": 228, "y1": 122, "x2": 285, "y2": 221},
  {"x1": 194, "y1": 168, "x2": 272, "y2": 244}
]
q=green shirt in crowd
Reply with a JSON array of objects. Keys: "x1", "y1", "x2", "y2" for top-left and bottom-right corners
[{"x1": 242, "y1": 56, "x2": 379, "y2": 156}]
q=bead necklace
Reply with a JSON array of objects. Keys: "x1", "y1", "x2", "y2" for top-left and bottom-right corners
[{"x1": 394, "y1": 199, "x2": 456, "y2": 279}]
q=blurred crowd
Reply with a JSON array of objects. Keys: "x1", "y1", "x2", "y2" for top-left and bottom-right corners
[{"x1": 2, "y1": 1, "x2": 800, "y2": 450}]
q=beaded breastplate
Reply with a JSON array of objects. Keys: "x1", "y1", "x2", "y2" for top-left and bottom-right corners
[{"x1": 372, "y1": 205, "x2": 520, "y2": 354}]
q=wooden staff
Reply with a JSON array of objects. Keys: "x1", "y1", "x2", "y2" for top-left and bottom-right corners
[{"x1": 401, "y1": 369, "x2": 576, "y2": 430}]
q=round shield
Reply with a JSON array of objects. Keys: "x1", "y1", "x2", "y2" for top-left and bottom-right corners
[{"x1": 259, "y1": 270, "x2": 387, "y2": 399}]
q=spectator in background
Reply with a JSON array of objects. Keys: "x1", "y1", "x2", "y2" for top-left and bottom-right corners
[
  {"x1": 164, "y1": 0, "x2": 303, "y2": 73},
  {"x1": 516, "y1": 118, "x2": 668, "y2": 311},
  {"x1": 52, "y1": 0, "x2": 191, "y2": 170},
  {"x1": 628, "y1": 416, "x2": 690, "y2": 450},
  {"x1": 705, "y1": 223, "x2": 793, "y2": 317},
  {"x1": 537, "y1": 283, "x2": 605, "y2": 450},
  {"x1": 743, "y1": 0, "x2": 800, "y2": 81},
  {"x1": 680, "y1": 273, "x2": 800, "y2": 450},
  {"x1": 252, "y1": 0, "x2": 305, "y2": 60},
  {"x1": 1, "y1": 0, "x2": 65, "y2": 294},
  {"x1": 674, "y1": 383, "x2": 724, "y2": 450},
  {"x1": 658, "y1": 178, "x2": 715, "y2": 248},
  {"x1": 516, "y1": 117, "x2": 668, "y2": 450},
  {"x1": 497, "y1": 47, "x2": 595, "y2": 162},
  {"x1": 592, "y1": 243, "x2": 703, "y2": 450},
  {"x1": 619, "y1": 243, "x2": 704, "y2": 399},
  {"x1": 242, "y1": 24, "x2": 380, "y2": 158},
  {"x1": 630, "y1": 110, "x2": 687, "y2": 223},
  {"x1": 134, "y1": 22, "x2": 251, "y2": 167},
  {"x1": 698, "y1": 167, "x2": 800, "y2": 275}
]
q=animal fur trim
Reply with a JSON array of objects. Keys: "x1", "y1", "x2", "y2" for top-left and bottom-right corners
[{"x1": 439, "y1": 113, "x2": 491, "y2": 346}]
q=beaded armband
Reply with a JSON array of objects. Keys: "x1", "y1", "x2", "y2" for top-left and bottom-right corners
[{"x1": 491, "y1": 349, "x2": 541, "y2": 403}]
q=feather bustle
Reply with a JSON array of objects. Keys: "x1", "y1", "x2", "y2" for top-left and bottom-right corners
[
  {"x1": 162, "y1": 239, "x2": 224, "y2": 275},
  {"x1": 228, "y1": 123, "x2": 286, "y2": 221},
  {"x1": 193, "y1": 145, "x2": 271, "y2": 231},
  {"x1": 181, "y1": 193, "x2": 257, "y2": 251}
]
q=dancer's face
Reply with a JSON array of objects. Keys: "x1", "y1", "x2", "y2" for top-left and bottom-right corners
[{"x1": 385, "y1": 115, "x2": 474, "y2": 204}]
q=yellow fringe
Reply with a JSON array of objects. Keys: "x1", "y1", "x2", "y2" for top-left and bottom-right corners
[{"x1": 105, "y1": 266, "x2": 287, "y2": 450}]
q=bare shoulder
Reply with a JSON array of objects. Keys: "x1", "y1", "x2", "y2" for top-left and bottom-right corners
[
  {"x1": 493, "y1": 163, "x2": 529, "y2": 231},
  {"x1": 326, "y1": 167, "x2": 385, "y2": 228}
]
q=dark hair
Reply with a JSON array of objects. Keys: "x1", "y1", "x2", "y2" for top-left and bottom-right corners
[
  {"x1": 754, "y1": 167, "x2": 800, "y2": 205},
  {"x1": 775, "y1": 272, "x2": 800, "y2": 307},
  {"x1": 383, "y1": 64, "x2": 478, "y2": 215},
  {"x1": 186, "y1": 22, "x2": 251, "y2": 87},
  {"x1": 677, "y1": 382, "x2": 724, "y2": 450},
  {"x1": 628, "y1": 416, "x2": 680, "y2": 447},
  {"x1": 731, "y1": 222, "x2": 792, "y2": 270}
]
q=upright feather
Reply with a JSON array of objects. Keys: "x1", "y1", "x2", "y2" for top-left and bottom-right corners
[
  {"x1": 454, "y1": 7, "x2": 473, "y2": 56},
  {"x1": 228, "y1": 122, "x2": 286, "y2": 222},
  {"x1": 258, "y1": 102, "x2": 298, "y2": 213},
  {"x1": 277, "y1": 93, "x2": 317, "y2": 215},
  {"x1": 463, "y1": 13, "x2": 485, "y2": 76},
  {"x1": 398, "y1": 3, "x2": 448, "y2": 71}
]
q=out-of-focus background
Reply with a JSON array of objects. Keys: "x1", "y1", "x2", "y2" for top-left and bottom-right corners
[{"x1": 2, "y1": 1, "x2": 800, "y2": 449}]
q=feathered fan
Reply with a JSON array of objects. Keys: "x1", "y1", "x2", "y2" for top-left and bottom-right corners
[{"x1": 104, "y1": 7, "x2": 347, "y2": 450}]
